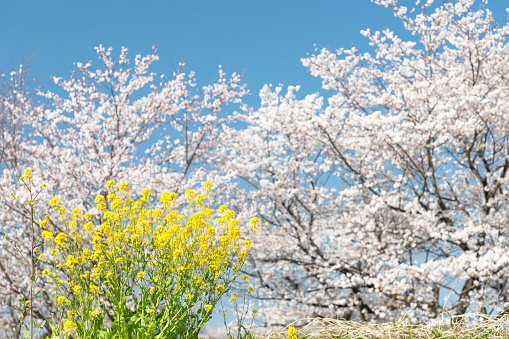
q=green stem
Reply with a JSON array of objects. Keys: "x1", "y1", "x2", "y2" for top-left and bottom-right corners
[{"x1": 29, "y1": 187, "x2": 35, "y2": 339}]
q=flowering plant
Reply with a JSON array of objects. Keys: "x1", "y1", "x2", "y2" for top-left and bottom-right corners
[
  {"x1": 40, "y1": 179, "x2": 259, "y2": 338},
  {"x1": 4, "y1": 169, "x2": 49, "y2": 339},
  {"x1": 221, "y1": 274, "x2": 258, "y2": 339}
]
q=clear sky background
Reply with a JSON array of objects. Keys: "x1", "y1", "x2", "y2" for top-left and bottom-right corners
[{"x1": 1, "y1": 0, "x2": 509, "y2": 335}]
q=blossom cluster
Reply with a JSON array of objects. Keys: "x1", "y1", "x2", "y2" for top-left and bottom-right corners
[{"x1": 38, "y1": 179, "x2": 259, "y2": 337}]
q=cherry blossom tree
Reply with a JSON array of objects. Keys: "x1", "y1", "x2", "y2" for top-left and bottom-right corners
[
  {"x1": 0, "y1": 46, "x2": 247, "y2": 337},
  {"x1": 217, "y1": 0, "x2": 509, "y2": 327}
]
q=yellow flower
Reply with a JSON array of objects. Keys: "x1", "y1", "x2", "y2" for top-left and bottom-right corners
[
  {"x1": 137, "y1": 271, "x2": 146, "y2": 280},
  {"x1": 287, "y1": 326, "x2": 298, "y2": 339},
  {"x1": 216, "y1": 285, "x2": 225, "y2": 295},
  {"x1": 160, "y1": 192, "x2": 172, "y2": 204},
  {"x1": 50, "y1": 197, "x2": 60, "y2": 208},
  {"x1": 63, "y1": 320, "x2": 75, "y2": 332},
  {"x1": 249, "y1": 217, "x2": 261, "y2": 231},
  {"x1": 195, "y1": 194, "x2": 206, "y2": 204},
  {"x1": 111, "y1": 197, "x2": 123, "y2": 210},
  {"x1": 41, "y1": 230, "x2": 54, "y2": 241},
  {"x1": 65, "y1": 255, "x2": 77, "y2": 267},
  {"x1": 118, "y1": 182, "x2": 128, "y2": 191},
  {"x1": 172, "y1": 249, "x2": 182, "y2": 259},
  {"x1": 57, "y1": 296, "x2": 66, "y2": 304},
  {"x1": 73, "y1": 285, "x2": 82, "y2": 293},
  {"x1": 185, "y1": 189, "x2": 195, "y2": 202},
  {"x1": 202, "y1": 181, "x2": 213, "y2": 192},
  {"x1": 205, "y1": 304, "x2": 213, "y2": 311},
  {"x1": 55, "y1": 233, "x2": 68, "y2": 248},
  {"x1": 89, "y1": 310, "x2": 100, "y2": 318},
  {"x1": 19, "y1": 314, "x2": 23, "y2": 320},
  {"x1": 106, "y1": 180, "x2": 116, "y2": 190}
]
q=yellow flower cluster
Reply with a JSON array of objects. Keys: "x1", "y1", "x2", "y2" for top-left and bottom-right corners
[
  {"x1": 287, "y1": 326, "x2": 298, "y2": 339},
  {"x1": 19, "y1": 169, "x2": 33, "y2": 182},
  {"x1": 40, "y1": 179, "x2": 260, "y2": 335},
  {"x1": 63, "y1": 319, "x2": 75, "y2": 332}
]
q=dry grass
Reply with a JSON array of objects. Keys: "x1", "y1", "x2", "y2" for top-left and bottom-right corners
[{"x1": 254, "y1": 313, "x2": 509, "y2": 339}]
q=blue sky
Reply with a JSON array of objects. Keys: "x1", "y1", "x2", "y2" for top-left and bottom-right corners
[
  {"x1": 2, "y1": 0, "x2": 508, "y2": 106},
  {"x1": 1, "y1": 0, "x2": 503, "y2": 110},
  {"x1": 2, "y1": 0, "x2": 509, "y2": 334}
]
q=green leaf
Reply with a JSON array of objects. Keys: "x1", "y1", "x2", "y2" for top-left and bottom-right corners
[
  {"x1": 36, "y1": 319, "x2": 46, "y2": 331},
  {"x1": 75, "y1": 320, "x2": 85, "y2": 336},
  {"x1": 96, "y1": 329, "x2": 113, "y2": 339},
  {"x1": 23, "y1": 329, "x2": 30, "y2": 339},
  {"x1": 126, "y1": 313, "x2": 142, "y2": 333},
  {"x1": 34, "y1": 290, "x2": 43, "y2": 299},
  {"x1": 432, "y1": 328, "x2": 442, "y2": 338},
  {"x1": 408, "y1": 326, "x2": 414, "y2": 339},
  {"x1": 33, "y1": 242, "x2": 44, "y2": 250},
  {"x1": 30, "y1": 275, "x2": 36, "y2": 281},
  {"x1": 16, "y1": 258, "x2": 28, "y2": 266},
  {"x1": 132, "y1": 293, "x2": 138, "y2": 307}
]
